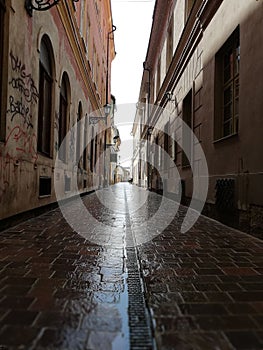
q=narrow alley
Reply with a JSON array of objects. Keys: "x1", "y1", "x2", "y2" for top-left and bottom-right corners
[
  {"x1": 0, "y1": 183, "x2": 262, "y2": 350},
  {"x1": 1, "y1": 0, "x2": 263, "y2": 348}
]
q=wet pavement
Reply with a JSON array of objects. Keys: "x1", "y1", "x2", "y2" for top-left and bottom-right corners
[{"x1": 0, "y1": 183, "x2": 262, "y2": 349}]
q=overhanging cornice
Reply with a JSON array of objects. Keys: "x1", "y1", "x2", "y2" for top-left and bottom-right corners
[{"x1": 58, "y1": 1, "x2": 102, "y2": 112}]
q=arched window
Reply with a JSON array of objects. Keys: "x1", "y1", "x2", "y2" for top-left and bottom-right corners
[
  {"x1": 76, "y1": 102, "x2": 82, "y2": 167},
  {"x1": 38, "y1": 35, "x2": 53, "y2": 156},
  {"x1": 0, "y1": 0, "x2": 6, "y2": 139},
  {"x1": 83, "y1": 115, "x2": 88, "y2": 170},
  {"x1": 58, "y1": 73, "x2": 70, "y2": 161}
]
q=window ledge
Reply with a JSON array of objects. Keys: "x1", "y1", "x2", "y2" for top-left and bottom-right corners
[
  {"x1": 38, "y1": 151, "x2": 53, "y2": 159},
  {"x1": 213, "y1": 132, "x2": 238, "y2": 144}
]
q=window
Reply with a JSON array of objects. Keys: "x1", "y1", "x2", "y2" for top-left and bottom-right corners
[
  {"x1": 83, "y1": 115, "x2": 88, "y2": 170},
  {"x1": 76, "y1": 102, "x2": 82, "y2": 167},
  {"x1": 58, "y1": 73, "x2": 70, "y2": 161},
  {"x1": 90, "y1": 126, "x2": 94, "y2": 172},
  {"x1": 86, "y1": 17, "x2": 90, "y2": 54},
  {"x1": 150, "y1": 76, "x2": 155, "y2": 104},
  {"x1": 79, "y1": 0, "x2": 85, "y2": 36},
  {"x1": 156, "y1": 59, "x2": 161, "y2": 95},
  {"x1": 215, "y1": 27, "x2": 240, "y2": 140},
  {"x1": 172, "y1": 132, "x2": 178, "y2": 163},
  {"x1": 92, "y1": 46, "x2": 97, "y2": 82},
  {"x1": 101, "y1": 77, "x2": 105, "y2": 104},
  {"x1": 94, "y1": 134, "x2": 98, "y2": 170},
  {"x1": 64, "y1": 175, "x2": 71, "y2": 192},
  {"x1": 154, "y1": 135, "x2": 159, "y2": 168},
  {"x1": 164, "y1": 122, "x2": 169, "y2": 167},
  {"x1": 97, "y1": 60, "x2": 100, "y2": 93},
  {"x1": 166, "y1": 17, "x2": 174, "y2": 70},
  {"x1": 0, "y1": 0, "x2": 5, "y2": 139},
  {"x1": 38, "y1": 36, "x2": 53, "y2": 156},
  {"x1": 182, "y1": 90, "x2": 192, "y2": 167}
]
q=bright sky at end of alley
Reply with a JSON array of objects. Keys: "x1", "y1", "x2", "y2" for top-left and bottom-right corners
[
  {"x1": 111, "y1": 0, "x2": 155, "y2": 105},
  {"x1": 111, "y1": 0, "x2": 155, "y2": 168}
]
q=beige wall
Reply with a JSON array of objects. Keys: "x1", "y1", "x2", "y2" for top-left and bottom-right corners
[
  {"x1": 200, "y1": 0, "x2": 263, "y2": 207},
  {"x1": 135, "y1": 0, "x2": 263, "y2": 233},
  {"x1": 0, "y1": 0, "x2": 114, "y2": 220},
  {"x1": 157, "y1": 0, "x2": 263, "y2": 208}
]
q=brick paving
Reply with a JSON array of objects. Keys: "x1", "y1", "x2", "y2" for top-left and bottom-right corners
[
  {"x1": 134, "y1": 193, "x2": 263, "y2": 350},
  {"x1": 0, "y1": 194, "x2": 130, "y2": 350},
  {"x1": 0, "y1": 183, "x2": 262, "y2": 349}
]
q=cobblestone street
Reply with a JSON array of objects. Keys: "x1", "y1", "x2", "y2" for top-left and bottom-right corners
[{"x1": 0, "y1": 183, "x2": 263, "y2": 349}]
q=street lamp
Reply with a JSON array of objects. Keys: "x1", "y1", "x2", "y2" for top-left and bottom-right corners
[
  {"x1": 89, "y1": 104, "x2": 112, "y2": 125},
  {"x1": 103, "y1": 103, "x2": 111, "y2": 117},
  {"x1": 25, "y1": 0, "x2": 79, "y2": 17}
]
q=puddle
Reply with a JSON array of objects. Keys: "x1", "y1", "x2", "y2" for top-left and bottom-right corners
[{"x1": 111, "y1": 271, "x2": 129, "y2": 350}]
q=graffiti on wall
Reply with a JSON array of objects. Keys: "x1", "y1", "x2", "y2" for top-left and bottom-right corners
[
  {"x1": 9, "y1": 51, "x2": 39, "y2": 103},
  {"x1": 1, "y1": 52, "x2": 39, "y2": 202},
  {"x1": 5, "y1": 125, "x2": 38, "y2": 161},
  {"x1": 4, "y1": 51, "x2": 39, "y2": 159},
  {"x1": 6, "y1": 96, "x2": 33, "y2": 129}
]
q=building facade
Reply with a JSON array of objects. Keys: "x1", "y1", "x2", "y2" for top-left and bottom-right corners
[
  {"x1": 0, "y1": 0, "x2": 115, "y2": 222},
  {"x1": 133, "y1": 0, "x2": 263, "y2": 237}
]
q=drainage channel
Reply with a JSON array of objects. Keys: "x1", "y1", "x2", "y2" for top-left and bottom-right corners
[{"x1": 124, "y1": 187, "x2": 155, "y2": 350}]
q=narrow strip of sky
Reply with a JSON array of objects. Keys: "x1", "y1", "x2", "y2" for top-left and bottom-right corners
[{"x1": 111, "y1": 0, "x2": 155, "y2": 105}]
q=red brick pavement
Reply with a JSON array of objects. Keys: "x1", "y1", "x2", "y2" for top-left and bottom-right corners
[
  {"x1": 135, "y1": 205, "x2": 263, "y2": 350},
  {"x1": 0, "y1": 204, "x2": 129, "y2": 350},
  {"x1": 0, "y1": 184, "x2": 262, "y2": 350}
]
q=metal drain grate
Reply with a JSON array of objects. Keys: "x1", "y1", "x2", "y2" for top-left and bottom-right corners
[
  {"x1": 124, "y1": 189, "x2": 154, "y2": 350},
  {"x1": 126, "y1": 247, "x2": 154, "y2": 349}
]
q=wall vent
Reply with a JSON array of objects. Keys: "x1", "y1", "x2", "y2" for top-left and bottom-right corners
[
  {"x1": 39, "y1": 177, "x2": 51, "y2": 197},
  {"x1": 64, "y1": 175, "x2": 71, "y2": 192},
  {"x1": 110, "y1": 153, "x2": 117, "y2": 163},
  {"x1": 215, "y1": 178, "x2": 235, "y2": 209}
]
